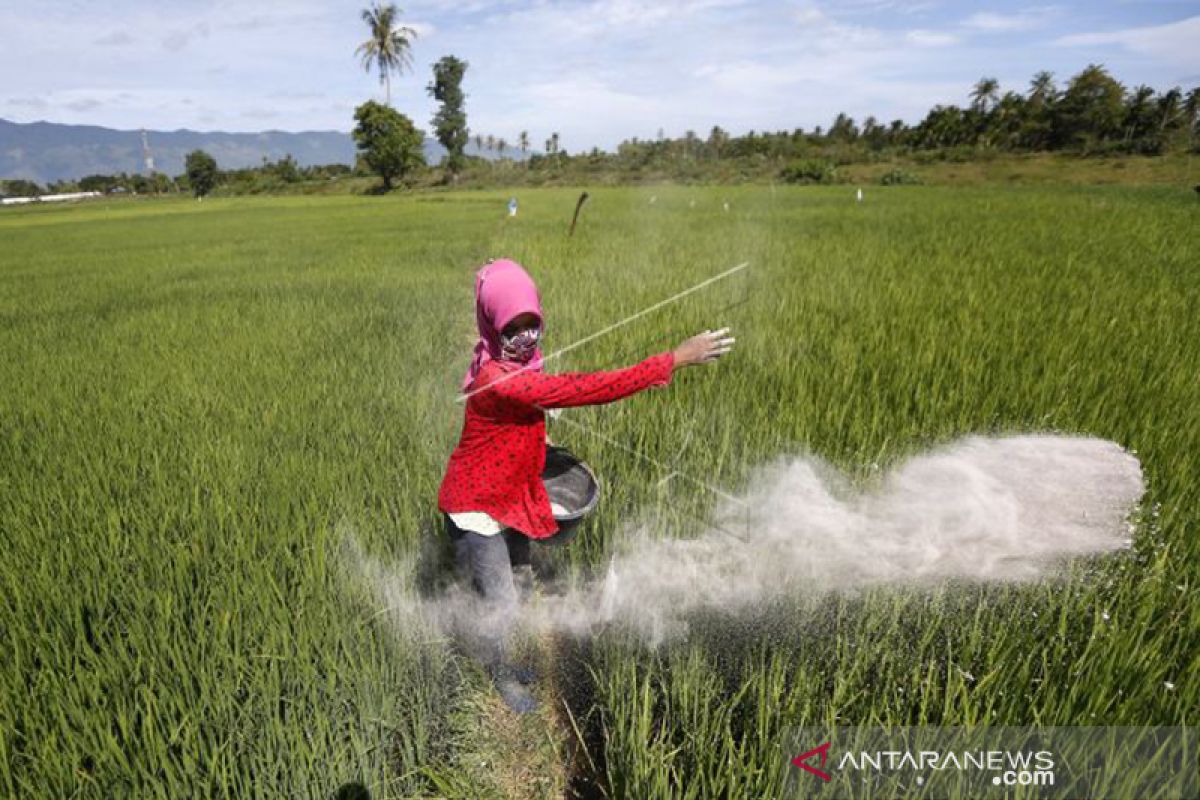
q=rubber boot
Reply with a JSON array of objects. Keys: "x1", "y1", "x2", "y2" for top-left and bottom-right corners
[
  {"x1": 513, "y1": 564, "x2": 536, "y2": 603},
  {"x1": 512, "y1": 663, "x2": 538, "y2": 685},
  {"x1": 490, "y1": 662, "x2": 538, "y2": 714}
]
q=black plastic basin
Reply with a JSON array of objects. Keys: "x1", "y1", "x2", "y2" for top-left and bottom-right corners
[{"x1": 540, "y1": 445, "x2": 600, "y2": 545}]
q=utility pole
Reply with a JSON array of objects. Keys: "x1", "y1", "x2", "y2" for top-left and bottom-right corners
[{"x1": 141, "y1": 129, "x2": 156, "y2": 175}]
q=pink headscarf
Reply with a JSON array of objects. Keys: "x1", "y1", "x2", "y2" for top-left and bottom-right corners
[{"x1": 461, "y1": 259, "x2": 545, "y2": 392}]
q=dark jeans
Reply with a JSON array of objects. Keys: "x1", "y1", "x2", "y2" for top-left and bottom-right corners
[{"x1": 443, "y1": 513, "x2": 531, "y2": 669}]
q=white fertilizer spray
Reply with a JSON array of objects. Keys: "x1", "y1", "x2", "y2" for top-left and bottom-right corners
[{"x1": 348, "y1": 435, "x2": 1144, "y2": 648}]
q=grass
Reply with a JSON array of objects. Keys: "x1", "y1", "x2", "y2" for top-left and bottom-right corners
[{"x1": 1, "y1": 183, "x2": 1196, "y2": 798}]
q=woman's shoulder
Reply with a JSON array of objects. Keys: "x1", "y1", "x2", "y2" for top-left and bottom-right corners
[
  {"x1": 468, "y1": 359, "x2": 521, "y2": 392},
  {"x1": 483, "y1": 359, "x2": 528, "y2": 377},
  {"x1": 477, "y1": 360, "x2": 513, "y2": 379}
]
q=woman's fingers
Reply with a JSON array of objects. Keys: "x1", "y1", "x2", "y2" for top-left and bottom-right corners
[
  {"x1": 679, "y1": 327, "x2": 736, "y2": 367},
  {"x1": 701, "y1": 345, "x2": 734, "y2": 362}
]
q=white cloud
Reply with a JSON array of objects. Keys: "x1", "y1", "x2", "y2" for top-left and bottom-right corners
[
  {"x1": 406, "y1": 21, "x2": 438, "y2": 38},
  {"x1": 963, "y1": 8, "x2": 1057, "y2": 31},
  {"x1": 162, "y1": 22, "x2": 211, "y2": 53},
  {"x1": 906, "y1": 29, "x2": 959, "y2": 46},
  {"x1": 1057, "y1": 15, "x2": 1200, "y2": 69},
  {"x1": 94, "y1": 30, "x2": 135, "y2": 46},
  {"x1": 794, "y1": 5, "x2": 828, "y2": 26},
  {"x1": 66, "y1": 98, "x2": 104, "y2": 112},
  {"x1": 5, "y1": 96, "x2": 48, "y2": 109},
  {"x1": 694, "y1": 60, "x2": 800, "y2": 91}
]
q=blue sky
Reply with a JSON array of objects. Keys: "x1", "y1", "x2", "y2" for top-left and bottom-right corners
[{"x1": 1, "y1": 0, "x2": 1197, "y2": 150}]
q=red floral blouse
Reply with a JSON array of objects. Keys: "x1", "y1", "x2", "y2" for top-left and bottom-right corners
[{"x1": 437, "y1": 351, "x2": 676, "y2": 538}]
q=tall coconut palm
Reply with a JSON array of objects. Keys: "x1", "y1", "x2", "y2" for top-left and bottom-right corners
[
  {"x1": 1123, "y1": 85, "x2": 1157, "y2": 146},
  {"x1": 356, "y1": 3, "x2": 418, "y2": 107},
  {"x1": 1156, "y1": 88, "x2": 1183, "y2": 135},
  {"x1": 971, "y1": 76, "x2": 1000, "y2": 113},
  {"x1": 1028, "y1": 71, "x2": 1056, "y2": 106},
  {"x1": 518, "y1": 131, "x2": 529, "y2": 157},
  {"x1": 1185, "y1": 88, "x2": 1200, "y2": 148}
]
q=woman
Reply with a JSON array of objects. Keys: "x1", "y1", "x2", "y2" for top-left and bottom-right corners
[{"x1": 438, "y1": 258, "x2": 734, "y2": 713}]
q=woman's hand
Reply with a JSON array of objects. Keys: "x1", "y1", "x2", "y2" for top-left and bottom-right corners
[{"x1": 672, "y1": 327, "x2": 735, "y2": 369}]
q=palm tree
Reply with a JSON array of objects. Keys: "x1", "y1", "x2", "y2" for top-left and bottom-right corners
[
  {"x1": 1156, "y1": 88, "x2": 1183, "y2": 136},
  {"x1": 683, "y1": 129, "x2": 697, "y2": 159},
  {"x1": 356, "y1": 3, "x2": 418, "y2": 107},
  {"x1": 485, "y1": 134, "x2": 495, "y2": 152},
  {"x1": 473, "y1": 134, "x2": 483, "y2": 153},
  {"x1": 1123, "y1": 85, "x2": 1157, "y2": 147},
  {"x1": 518, "y1": 131, "x2": 529, "y2": 158},
  {"x1": 496, "y1": 138, "x2": 508, "y2": 157},
  {"x1": 971, "y1": 77, "x2": 1000, "y2": 114},
  {"x1": 550, "y1": 132, "x2": 560, "y2": 154},
  {"x1": 1028, "y1": 71, "x2": 1056, "y2": 106},
  {"x1": 1185, "y1": 88, "x2": 1200, "y2": 149}
]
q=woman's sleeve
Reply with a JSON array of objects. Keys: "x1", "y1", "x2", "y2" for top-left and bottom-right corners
[{"x1": 487, "y1": 352, "x2": 675, "y2": 409}]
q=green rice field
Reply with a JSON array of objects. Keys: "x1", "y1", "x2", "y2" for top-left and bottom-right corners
[{"x1": 1, "y1": 185, "x2": 1197, "y2": 798}]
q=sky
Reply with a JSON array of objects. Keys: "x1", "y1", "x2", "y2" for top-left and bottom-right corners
[{"x1": 1, "y1": 0, "x2": 1197, "y2": 151}]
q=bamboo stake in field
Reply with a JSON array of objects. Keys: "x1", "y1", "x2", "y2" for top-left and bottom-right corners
[{"x1": 568, "y1": 191, "x2": 589, "y2": 237}]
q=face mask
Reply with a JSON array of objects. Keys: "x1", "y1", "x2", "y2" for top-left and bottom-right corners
[{"x1": 500, "y1": 326, "x2": 540, "y2": 363}]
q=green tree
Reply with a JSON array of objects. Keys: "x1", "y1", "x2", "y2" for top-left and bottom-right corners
[
  {"x1": 1155, "y1": 88, "x2": 1184, "y2": 143},
  {"x1": 518, "y1": 130, "x2": 529, "y2": 159},
  {"x1": 971, "y1": 76, "x2": 1000, "y2": 113},
  {"x1": 79, "y1": 174, "x2": 122, "y2": 193},
  {"x1": 861, "y1": 116, "x2": 886, "y2": 149},
  {"x1": 828, "y1": 112, "x2": 859, "y2": 141},
  {"x1": 914, "y1": 105, "x2": 970, "y2": 148},
  {"x1": 990, "y1": 91, "x2": 1028, "y2": 149},
  {"x1": 1185, "y1": 87, "x2": 1200, "y2": 150},
  {"x1": 682, "y1": 129, "x2": 698, "y2": 159},
  {"x1": 356, "y1": 3, "x2": 418, "y2": 107},
  {"x1": 352, "y1": 100, "x2": 425, "y2": 190},
  {"x1": 1028, "y1": 71, "x2": 1057, "y2": 105},
  {"x1": 0, "y1": 179, "x2": 42, "y2": 198},
  {"x1": 1021, "y1": 71, "x2": 1058, "y2": 149},
  {"x1": 706, "y1": 125, "x2": 729, "y2": 158},
  {"x1": 427, "y1": 55, "x2": 469, "y2": 175},
  {"x1": 1122, "y1": 85, "x2": 1159, "y2": 152},
  {"x1": 1054, "y1": 64, "x2": 1125, "y2": 151},
  {"x1": 184, "y1": 150, "x2": 218, "y2": 197}
]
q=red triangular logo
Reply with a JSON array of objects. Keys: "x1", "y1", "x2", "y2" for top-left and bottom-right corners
[{"x1": 791, "y1": 741, "x2": 832, "y2": 781}]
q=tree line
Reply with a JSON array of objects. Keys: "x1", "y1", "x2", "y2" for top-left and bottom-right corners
[
  {"x1": 608, "y1": 66, "x2": 1196, "y2": 171},
  {"x1": 347, "y1": 7, "x2": 1199, "y2": 190},
  {"x1": 7, "y1": 2, "x2": 1194, "y2": 199}
]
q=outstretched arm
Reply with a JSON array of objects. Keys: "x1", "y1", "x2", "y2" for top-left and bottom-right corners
[
  {"x1": 483, "y1": 328, "x2": 735, "y2": 411},
  {"x1": 489, "y1": 352, "x2": 676, "y2": 410}
]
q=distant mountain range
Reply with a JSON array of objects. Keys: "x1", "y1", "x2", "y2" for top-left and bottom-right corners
[{"x1": 1, "y1": 118, "x2": 514, "y2": 185}]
